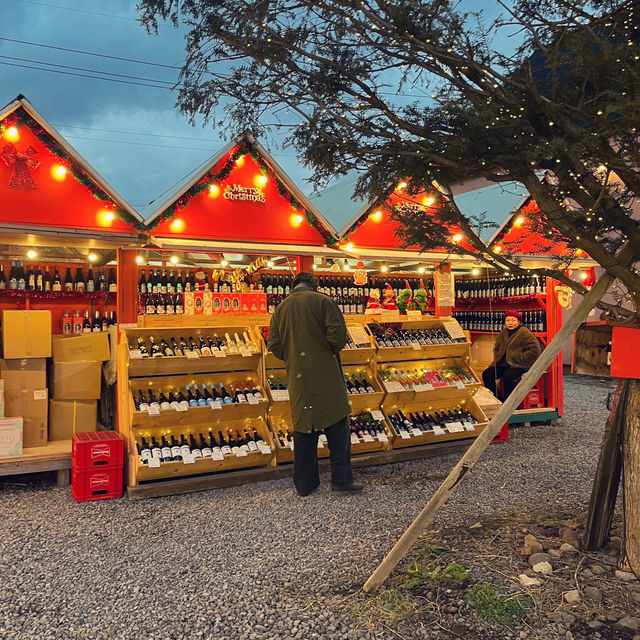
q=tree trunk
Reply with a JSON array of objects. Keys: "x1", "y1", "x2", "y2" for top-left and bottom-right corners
[
  {"x1": 583, "y1": 379, "x2": 627, "y2": 551},
  {"x1": 623, "y1": 380, "x2": 640, "y2": 574}
]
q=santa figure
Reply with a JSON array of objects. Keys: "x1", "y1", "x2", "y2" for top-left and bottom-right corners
[
  {"x1": 365, "y1": 288, "x2": 382, "y2": 314},
  {"x1": 381, "y1": 283, "x2": 398, "y2": 311}
]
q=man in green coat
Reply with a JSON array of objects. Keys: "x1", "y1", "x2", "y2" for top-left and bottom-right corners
[{"x1": 268, "y1": 272, "x2": 363, "y2": 496}]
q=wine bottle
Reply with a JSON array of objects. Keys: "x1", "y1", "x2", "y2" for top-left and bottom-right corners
[
  {"x1": 149, "y1": 335, "x2": 162, "y2": 357},
  {"x1": 207, "y1": 336, "x2": 219, "y2": 354},
  {"x1": 81, "y1": 310, "x2": 91, "y2": 333},
  {"x1": 15, "y1": 263, "x2": 25, "y2": 290},
  {"x1": 236, "y1": 430, "x2": 250, "y2": 453},
  {"x1": 168, "y1": 390, "x2": 180, "y2": 410},
  {"x1": 136, "y1": 337, "x2": 149, "y2": 358},
  {"x1": 25, "y1": 264, "x2": 35, "y2": 290},
  {"x1": 170, "y1": 337, "x2": 183, "y2": 356},
  {"x1": 160, "y1": 435, "x2": 173, "y2": 462},
  {"x1": 219, "y1": 382, "x2": 233, "y2": 404},
  {"x1": 160, "y1": 269, "x2": 168, "y2": 294},
  {"x1": 165, "y1": 293, "x2": 175, "y2": 315},
  {"x1": 188, "y1": 336, "x2": 201, "y2": 355},
  {"x1": 209, "y1": 432, "x2": 223, "y2": 458},
  {"x1": 199, "y1": 335, "x2": 212, "y2": 356},
  {"x1": 218, "y1": 430, "x2": 232, "y2": 456},
  {"x1": 243, "y1": 331, "x2": 257, "y2": 353},
  {"x1": 8, "y1": 263, "x2": 17, "y2": 290},
  {"x1": 63, "y1": 267, "x2": 73, "y2": 292},
  {"x1": 169, "y1": 435, "x2": 182, "y2": 461},
  {"x1": 147, "y1": 389, "x2": 160, "y2": 412},
  {"x1": 228, "y1": 430, "x2": 240, "y2": 455},
  {"x1": 138, "y1": 270, "x2": 147, "y2": 295},
  {"x1": 199, "y1": 433, "x2": 212, "y2": 457},
  {"x1": 244, "y1": 429, "x2": 258, "y2": 452},
  {"x1": 91, "y1": 310, "x2": 101, "y2": 332},
  {"x1": 137, "y1": 389, "x2": 149, "y2": 412},
  {"x1": 185, "y1": 385, "x2": 199, "y2": 408},
  {"x1": 224, "y1": 332, "x2": 239, "y2": 354},
  {"x1": 161, "y1": 339, "x2": 174, "y2": 357},
  {"x1": 73, "y1": 267, "x2": 85, "y2": 292},
  {"x1": 252, "y1": 428, "x2": 265, "y2": 448},
  {"x1": 150, "y1": 436, "x2": 163, "y2": 461},
  {"x1": 193, "y1": 385, "x2": 207, "y2": 407},
  {"x1": 0, "y1": 264, "x2": 6, "y2": 290},
  {"x1": 35, "y1": 265, "x2": 43, "y2": 291},
  {"x1": 176, "y1": 390, "x2": 190, "y2": 411},
  {"x1": 139, "y1": 438, "x2": 152, "y2": 464},
  {"x1": 179, "y1": 336, "x2": 190, "y2": 355},
  {"x1": 97, "y1": 269, "x2": 107, "y2": 292},
  {"x1": 199, "y1": 384, "x2": 215, "y2": 407},
  {"x1": 189, "y1": 434, "x2": 202, "y2": 458},
  {"x1": 107, "y1": 268, "x2": 117, "y2": 292},
  {"x1": 159, "y1": 391, "x2": 171, "y2": 411},
  {"x1": 233, "y1": 385, "x2": 247, "y2": 403},
  {"x1": 179, "y1": 434, "x2": 191, "y2": 460},
  {"x1": 155, "y1": 293, "x2": 165, "y2": 315},
  {"x1": 85, "y1": 267, "x2": 95, "y2": 292},
  {"x1": 249, "y1": 383, "x2": 264, "y2": 402},
  {"x1": 208, "y1": 383, "x2": 223, "y2": 406}
]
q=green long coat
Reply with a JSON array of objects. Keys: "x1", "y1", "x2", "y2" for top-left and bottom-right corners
[{"x1": 268, "y1": 287, "x2": 350, "y2": 433}]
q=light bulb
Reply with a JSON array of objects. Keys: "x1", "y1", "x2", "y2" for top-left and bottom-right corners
[
  {"x1": 343, "y1": 263, "x2": 351, "y2": 271},
  {"x1": 170, "y1": 218, "x2": 184, "y2": 232},
  {"x1": 221, "y1": 259, "x2": 229, "y2": 267},
  {"x1": 370, "y1": 210, "x2": 383, "y2": 222},
  {"x1": 291, "y1": 214, "x2": 304, "y2": 226},
  {"x1": 418, "y1": 266, "x2": 425, "y2": 274},
  {"x1": 471, "y1": 267, "x2": 480, "y2": 276},
  {"x1": 26, "y1": 249, "x2": 37, "y2": 260},
  {"x1": 452, "y1": 233, "x2": 463, "y2": 243},
  {"x1": 135, "y1": 255, "x2": 144, "y2": 265},
  {"x1": 88, "y1": 252, "x2": 98, "y2": 262},
  {"x1": 267, "y1": 260, "x2": 274, "y2": 268},
  {"x1": 170, "y1": 255, "x2": 179, "y2": 264},
  {"x1": 209, "y1": 184, "x2": 219, "y2": 195},
  {"x1": 256, "y1": 175, "x2": 268, "y2": 186},
  {"x1": 51, "y1": 164, "x2": 67, "y2": 180},
  {"x1": 381, "y1": 265, "x2": 388, "y2": 273},
  {"x1": 5, "y1": 126, "x2": 19, "y2": 141},
  {"x1": 514, "y1": 216, "x2": 525, "y2": 227}
]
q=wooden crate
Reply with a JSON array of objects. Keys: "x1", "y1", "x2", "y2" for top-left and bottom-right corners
[
  {"x1": 369, "y1": 317, "x2": 470, "y2": 363},
  {"x1": 124, "y1": 326, "x2": 260, "y2": 378},
  {"x1": 342, "y1": 321, "x2": 377, "y2": 365},
  {"x1": 343, "y1": 363, "x2": 385, "y2": 415},
  {"x1": 382, "y1": 395, "x2": 487, "y2": 449},
  {"x1": 266, "y1": 415, "x2": 332, "y2": 464},
  {"x1": 129, "y1": 414, "x2": 276, "y2": 484}
]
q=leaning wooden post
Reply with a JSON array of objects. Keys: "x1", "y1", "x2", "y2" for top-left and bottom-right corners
[{"x1": 363, "y1": 270, "x2": 615, "y2": 592}]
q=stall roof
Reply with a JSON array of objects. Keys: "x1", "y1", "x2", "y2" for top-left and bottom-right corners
[
  {"x1": 0, "y1": 95, "x2": 143, "y2": 239},
  {"x1": 143, "y1": 131, "x2": 338, "y2": 247}
]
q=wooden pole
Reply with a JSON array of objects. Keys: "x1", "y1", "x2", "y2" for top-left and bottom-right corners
[
  {"x1": 623, "y1": 380, "x2": 640, "y2": 574},
  {"x1": 363, "y1": 268, "x2": 615, "y2": 592},
  {"x1": 583, "y1": 379, "x2": 627, "y2": 551}
]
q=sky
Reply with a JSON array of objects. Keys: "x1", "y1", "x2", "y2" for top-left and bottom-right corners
[{"x1": 0, "y1": 0, "x2": 312, "y2": 212}]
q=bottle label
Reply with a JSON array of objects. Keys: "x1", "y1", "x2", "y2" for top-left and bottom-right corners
[
  {"x1": 86, "y1": 282, "x2": 95, "y2": 292},
  {"x1": 221, "y1": 445, "x2": 232, "y2": 456},
  {"x1": 211, "y1": 449, "x2": 224, "y2": 461},
  {"x1": 161, "y1": 447, "x2": 172, "y2": 459},
  {"x1": 201, "y1": 447, "x2": 212, "y2": 457},
  {"x1": 180, "y1": 445, "x2": 191, "y2": 458},
  {"x1": 109, "y1": 284, "x2": 117, "y2": 292},
  {"x1": 160, "y1": 402, "x2": 171, "y2": 411},
  {"x1": 138, "y1": 402, "x2": 150, "y2": 412},
  {"x1": 171, "y1": 446, "x2": 182, "y2": 458},
  {"x1": 247, "y1": 440, "x2": 258, "y2": 452},
  {"x1": 53, "y1": 283, "x2": 62, "y2": 292},
  {"x1": 141, "y1": 450, "x2": 152, "y2": 461}
]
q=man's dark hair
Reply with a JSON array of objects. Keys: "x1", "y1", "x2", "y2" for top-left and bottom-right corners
[{"x1": 292, "y1": 272, "x2": 318, "y2": 289}]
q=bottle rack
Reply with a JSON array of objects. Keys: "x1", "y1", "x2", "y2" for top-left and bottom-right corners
[
  {"x1": 119, "y1": 327, "x2": 276, "y2": 488},
  {"x1": 372, "y1": 318, "x2": 488, "y2": 449}
]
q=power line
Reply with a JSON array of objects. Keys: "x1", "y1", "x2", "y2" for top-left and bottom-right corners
[
  {"x1": 0, "y1": 55, "x2": 176, "y2": 85},
  {"x1": 0, "y1": 60, "x2": 171, "y2": 89},
  {"x1": 11, "y1": 0, "x2": 138, "y2": 22},
  {"x1": 53, "y1": 122, "x2": 222, "y2": 143},
  {"x1": 62, "y1": 134, "x2": 215, "y2": 152},
  {"x1": 0, "y1": 37, "x2": 181, "y2": 70}
]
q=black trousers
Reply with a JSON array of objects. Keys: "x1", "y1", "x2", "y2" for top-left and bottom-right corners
[
  {"x1": 482, "y1": 363, "x2": 527, "y2": 401},
  {"x1": 293, "y1": 416, "x2": 353, "y2": 495}
]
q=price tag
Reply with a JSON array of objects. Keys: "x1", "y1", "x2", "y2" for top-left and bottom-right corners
[
  {"x1": 247, "y1": 394, "x2": 259, "y2": 405},
  {"x1": 445, "y1": 421, "x2": 465, "y2": 433},
  {"x1": 33, "y1": 390, "x2": 47, "y2": 401},
  {"x1": 319, "y1": 434, "x2": 328, "y2": 444},
  {"x1": 380, "y1": 309, "x2": 401, "y2": 322},
  {"x1": 235, "y1": 449, "x2": 248, "y2": 457},
  {"x1": 411, "y1": 343, "x2": 422, "y2": 351},
  {"x1": 383, "y1": 381, "x2": 405, "y2": 393},
  {"x1": 317, "y1": 440, "x2": 324, "y2": 449},
  {"x1": 407, "y1": 310, "x2": 423, "y2": 320},
  {"x1": 147, "y1": 405, "x2": 160, "y2": 416},
  {"x1": 362, "y1": 435, "x2": 374, "y2": 443},
  {"x1": 350, "y1": 433, "x2": 360, "y2": 445},
  {"x1": 377, "y1": 433, "x2": 389, "y2": 443},
  {"x1": 259, "y1": 444, "x2": 272, "y2": 454},
  {"x1": 240, "y1": 347, "x2": 251, "y2": 357},
  {"x1": 175, "y1": 404, "x2": 188, "y2": 412},
  {"x1": 411, "y1": 428, "x2": 423, "y2": 437},
  {"x1": 211, "y1": 450, "x2": 224, "y2": 461},
  {"x1": 463, "y1": 421, "x2": 476, "y2": 431},
  {"x1": 211, "y1": 402, "x2": 222, "y2": 410},
  {"x1": 148, "y1": 457, "x2": 161, "y2": 468},
  {"x1": 347, "y1": 324, "x2": 371, "y2": 348},
  {"x1": 288, "y1": 441, "x2": 294, "y2": 451},
  {"x1": 399, "y1": 429, "x2": 411, "y2": 440},
  {"x1": 214, "y1": 350, "x2": 226, "y2": 358},
  {"x1": 414, "y1": 383, "x2": 434, "y2": 392},
  {"x1": 455, "y1": 380, "x2": 466, "y2": 390},
  {"x1": 433, "y1": 426, "x2": 446, "y2": 436},
  {"x1": 370, "y1": 410, "x2": 385, "y2": 421},
  {"x1": 185, "y1": 351, "x2": 200, "y2": 359},
  {"x1": 271, "y1": 389, "x2": 290, "y2": 401},
  {"x1": 129, "y1": 349, "x2": 143, "y2": 360},
  {"x1": 182, "y1": 453, "x2": 195, "y2": 464},
  {"x1": 442, "y1": 320, "x2": 466, "y2": 341}
]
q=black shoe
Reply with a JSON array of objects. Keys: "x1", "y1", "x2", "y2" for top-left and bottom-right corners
[
  {"x1": 297, "y1": 485, "x2": 319, "y2": 497},
  {"x1": 332, "y1": 483, "x2": 364, "y2": 494}
]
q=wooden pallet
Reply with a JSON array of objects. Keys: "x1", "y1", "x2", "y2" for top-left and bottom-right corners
[
  {"x1": 0, "y1": 440, "x2": 72, "y2": 486},
  {"x1": 126, "y1": 437, "x2": 474, "y2": 500}
]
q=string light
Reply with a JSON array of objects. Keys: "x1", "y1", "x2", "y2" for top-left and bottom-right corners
[
  {"x1": 256, "y1": 175, "x2": 268, "y2": 186},
  {"x1": 98, "y1": 209, "x2": 115, "y2": 226},
  {"x1": 291, "y1": 214, "x2": 304, "y2": 226},
  {"x1": 235, "y1": 155, "x2": 245, "y2": 167},
  {"x1": 51, "y1": 164, "x2": 67, "y2": 181},
  {"x1": 209, "y1": 184, "x2": 220, "y2": 196},
  {"x1": 370, "y1": 210, "x2": 383, "y2": 222}
]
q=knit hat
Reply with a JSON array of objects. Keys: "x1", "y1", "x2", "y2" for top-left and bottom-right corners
[{"x1": 505, "y1": 310, "x2": 523, "y2": 322}]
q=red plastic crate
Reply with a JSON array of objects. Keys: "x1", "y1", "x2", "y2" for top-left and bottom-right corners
[
  {"x1": 71, "y1": 467, "x2": 123, "y2": 502},
  {"x1": 492, "y1": 423, "x2": 509, "y2": 443},
  {"x1": 72, "y1": 431, "x2": 124, "y2": 470}
]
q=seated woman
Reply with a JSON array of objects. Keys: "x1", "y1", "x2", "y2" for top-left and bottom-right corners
[{"x1": 481, "y1": 311, "x2": 541, "y2": 401}]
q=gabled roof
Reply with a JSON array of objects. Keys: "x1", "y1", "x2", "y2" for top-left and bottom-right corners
[
  {"x1": 143, "y1": 131, "x2": 338, "y2": 246},
  {"x1": 0, "y1": 95, "x2": 143, "y2": 234},
  {"x1": 308, "y1": 175, "x2": 366, "y2": 237}
]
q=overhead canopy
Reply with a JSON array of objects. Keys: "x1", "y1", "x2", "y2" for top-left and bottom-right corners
[
  {"x1": 144, "y1": 132, "x2": 338, "y2": 249},
  {"x1": 0, "y1": 95, "x2": 143, "y2": 244}
]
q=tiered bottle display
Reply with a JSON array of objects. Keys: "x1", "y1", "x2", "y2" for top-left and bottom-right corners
[
  {"x1": 369, "y1": 325, "x2": 465, "y2": 347},
  {"x1": 3, "y1": 262, "x2": 117, "y2": 293},
  {"x1": 128, "y1": 331, "x2": 258, "y2": 358},
  {"x1": 349, "y1": 412, "x2": 390, "y2": 442},
  {"x1": 455, "y1": 274, "x2": 545, "y2": 300},
  {"x1": 452, "y1": 309, "x2": 546, "y2": 333},
  {"x1": 136, "y1": 426, "x2": 268, "y2": 464},
  {"x1": 133, "y1": 379, "x2": 265, "y2": 413},
  {"x1": 387, "y1": 407, "x2": 478, "y2": 438},
  {"x1": 62, "y1": 309, "x2": 117, "y2": 335},
  {"x1": 378, "y1": 364, "x2": 476, "y2": 390}
]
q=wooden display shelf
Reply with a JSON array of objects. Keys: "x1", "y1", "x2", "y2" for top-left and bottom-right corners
[
  {"x1": 343, "y1": 363, "x2": 384, "y2": 414},
  {"x1": 266, "y1": 416, "x2": 331, "y2": 464},
  {"x1": 0, "y1": 439, "x2": 72, "y2": 486},
  {"x1": 138, "y1": 314, "x2": 272, "y2": 329},
  {"x1": 382, "y1": 396, "x2": 488, "y2": 450},
  {"x1": 128, "y1": 416, "x2": 276, "y2": 485}
]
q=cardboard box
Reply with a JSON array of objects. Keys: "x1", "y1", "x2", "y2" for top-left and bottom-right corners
[
  {"x1": 0, "y1": 358, "x2": 47, "y2": 391},
  {"x1": 51, "y1": 361, "x2": 102, "y2": 400},
  {"x1": 0, "y1": 378, "x2": 4, "y2": 418},
  {"x1": 212, "y1": 293, "x2": 223, "y2": 314},
  {"x1": 5, "y1": 389, "x2": 48, "y2": 448},
  {"x1": 0, "y1": 416, "x2": 23, "y2": 457},
  {"x1": 49, "y1": 399, "x2": 97, "y2": 441},
  {"x1": 52, "y1": 332, "x2": 110, "y2": 363},
  {"x1": 2, "y1": 310, "x2": 52, "y2": 358}
]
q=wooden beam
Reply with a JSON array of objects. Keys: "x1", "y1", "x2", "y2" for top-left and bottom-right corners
[{"x1": 363, "y1": 264, "x2": 617, "y2": 592}]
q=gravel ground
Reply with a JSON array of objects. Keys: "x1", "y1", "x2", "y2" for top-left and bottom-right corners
[{"x1": 0, "y1": 374, "x2": 618, "y2": 640}]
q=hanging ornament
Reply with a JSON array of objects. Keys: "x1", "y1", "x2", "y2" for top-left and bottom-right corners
[
  {"x1": 555, "y1": 285, "x2": 574, "y2": 309},
  {"x1": 353, "y1": 261, "x2": 367, "y2": 286},
  {"x1": 1, "y1": 143, "x2": 39, "y2": 190}
]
